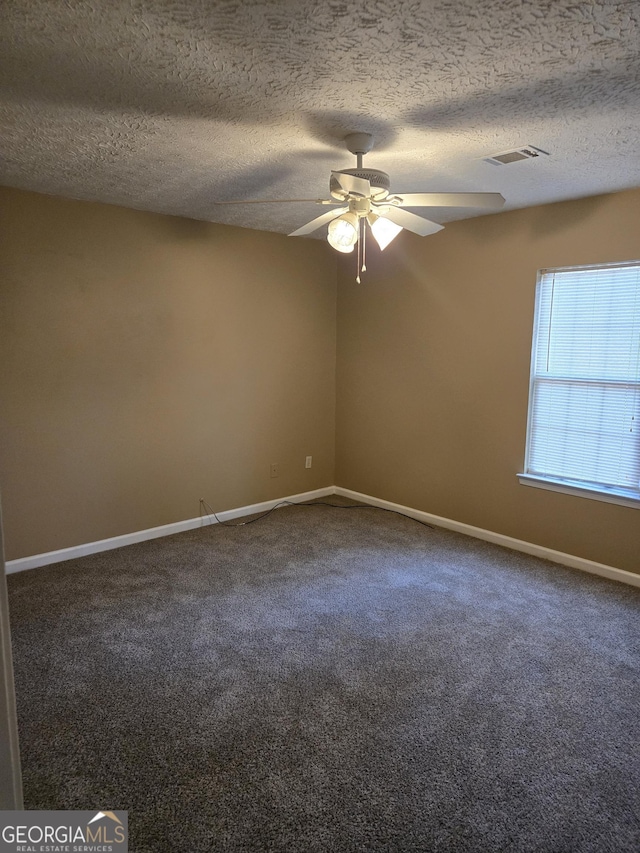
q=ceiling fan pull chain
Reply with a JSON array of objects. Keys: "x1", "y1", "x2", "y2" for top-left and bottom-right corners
[
  {"x1": 356, "y1": 217, "x2": 368, "y2": 283},
  {"x1": 362, "y1": 219, "x2": 367, "y2": 273}
]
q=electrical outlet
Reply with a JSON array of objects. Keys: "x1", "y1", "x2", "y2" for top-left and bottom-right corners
[
  {"x1": 270, "y1": 463, "x2": 279, "y2": 478},
  {"x1": 305, "y1": 456, "x2": 312, "y2": 469}
]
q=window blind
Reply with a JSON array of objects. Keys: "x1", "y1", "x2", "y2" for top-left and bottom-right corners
[{"x1": 525, "y1": 262, "x2": 640, "y2": 499}]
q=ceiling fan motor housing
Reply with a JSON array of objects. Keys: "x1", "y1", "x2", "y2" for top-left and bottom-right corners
[{"x1": 330, "y1": 168, "x2": 391, "y2": 200}]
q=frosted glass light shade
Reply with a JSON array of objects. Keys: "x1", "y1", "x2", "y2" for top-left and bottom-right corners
[
  {"x1": 371, "y1": 216, "x2": 403, "y2": 250},
  {"x1": 327, "y1": 212, "x2": 359, "y2": 249}
]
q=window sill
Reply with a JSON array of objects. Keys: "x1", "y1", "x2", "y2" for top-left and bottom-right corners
[{"x1": 517, "y1": 474, "x2": 640, "y2": 510}]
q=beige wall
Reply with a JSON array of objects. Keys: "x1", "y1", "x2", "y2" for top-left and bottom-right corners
[
  {"x1": 336, "y1": 189, "x2": 640, "y2": 574},
  {"x1": 0, "y1": 188, "x2": 337, "y2": 561},
  {"x1": 2, "y1": 185, "x2": 639, "y2": 574}
]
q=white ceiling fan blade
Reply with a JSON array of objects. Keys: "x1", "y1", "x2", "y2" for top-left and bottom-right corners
[
  {"x1": 391, "y1": 192, "x2": 505, "y2": 209},
  {"x1": 378, "y1": 207, "x2": 444, "y2": 237},
  {"x1": 289, "y1": 206, "x2": 349, "y2": 237},
  {"x1": 211, "y1": 197, "x2": 338, "y2": 205},
  {"x1": 331, "y1": 171, "x2": 371, "y2": 197}
]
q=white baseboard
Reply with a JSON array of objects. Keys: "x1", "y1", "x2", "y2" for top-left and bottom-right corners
[
  {"x1": 7, "y1": 485, "x2": 638, "y2": 588},
  {"x1": 334, "y1": 487, "x2": 640, "y2": 588},
  {"x1": 4, "y1": 487, "x2": 335, "y2": 574}
]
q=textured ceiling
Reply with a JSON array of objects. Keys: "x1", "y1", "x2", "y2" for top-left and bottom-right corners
[{"x1": 1, "y1": 0, "x2": 640, "y2": 237}]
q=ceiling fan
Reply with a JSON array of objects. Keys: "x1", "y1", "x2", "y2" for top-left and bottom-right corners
[{"x1": 214, "y1": 132, "x2": 505, "y2": 281}]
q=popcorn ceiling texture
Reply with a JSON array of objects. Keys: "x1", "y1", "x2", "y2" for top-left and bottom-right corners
[{"x1": 1, "y1": 0, "x2": 639, "y2": 235}]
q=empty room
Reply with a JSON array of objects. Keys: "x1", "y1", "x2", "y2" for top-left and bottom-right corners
[{"x1": 1, "y1": 1, "x2": 639, "y2": 851}]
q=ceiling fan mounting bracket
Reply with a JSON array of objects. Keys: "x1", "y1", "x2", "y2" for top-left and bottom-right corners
[{"x1": 345, "y1": 132, "x2": 374, "y2": 156}]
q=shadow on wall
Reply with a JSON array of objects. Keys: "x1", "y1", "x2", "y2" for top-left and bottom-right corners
[
  {"x1": 446, "y1": 191, "x2": 616, "y2": 245},
  {"x1": 520, "y1": 192, "x2": 613, "y2": 240},
  {"x1": 151, "y1": 214, "x2": 218, "y2": 240}
]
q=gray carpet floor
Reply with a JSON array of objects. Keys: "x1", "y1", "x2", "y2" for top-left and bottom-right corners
[{"x1": 7, "y1": 498, "x2": 640, "y2": 852}]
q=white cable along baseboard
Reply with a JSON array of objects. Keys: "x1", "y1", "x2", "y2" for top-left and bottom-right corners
[
  {"x1": 5, "y1": 485, "x2": 638, "y2": 587},
  {"x1": 4, "y1": 487, "x2": 335, "y2": 575},
  {"x1": 334, "y1": 487, "x2": 640, "y2": 588}
]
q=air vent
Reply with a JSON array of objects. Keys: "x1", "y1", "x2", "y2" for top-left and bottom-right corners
[{"x1": 484, "y1": 146, "x2": 549, "y2": 166}]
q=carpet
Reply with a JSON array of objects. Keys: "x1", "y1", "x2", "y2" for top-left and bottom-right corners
[{"x1": 7, "y1": 498, "x2": 640, "y2": 852}]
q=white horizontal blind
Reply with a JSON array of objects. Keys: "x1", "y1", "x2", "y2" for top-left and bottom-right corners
[{"x1": 526, "y1": 262, "x2": 640, "y2": 496}]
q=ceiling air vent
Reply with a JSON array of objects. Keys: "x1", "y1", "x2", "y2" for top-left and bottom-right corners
[{"x1": 484, "y1": 146, "x2": 549, "y2": 166}]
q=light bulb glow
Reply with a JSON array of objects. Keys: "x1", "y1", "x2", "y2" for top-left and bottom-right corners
[
  {"x1": 327, "y1": 212, "x2": 359, "y2": 250},
  {"x1": 329, "y1": 239, "x2": 355, "y2": 253},
  {"x1": 370, "y1": 215, "x2": 403, "y2": 251}
]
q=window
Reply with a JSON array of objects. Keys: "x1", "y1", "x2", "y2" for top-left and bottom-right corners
[{"x1": 519, "y1": 261, "x2": 640, "y2": 508}]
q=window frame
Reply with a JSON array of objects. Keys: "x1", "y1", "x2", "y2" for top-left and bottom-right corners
[{"x1": 518, "y1": 260, "x2": 640, "y2": 510}]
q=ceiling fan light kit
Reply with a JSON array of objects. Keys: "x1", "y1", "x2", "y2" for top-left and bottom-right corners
[
  {"x1": 327, "y1": 212, "x2": 359, "y2": 251},
  {"x1": 213, "y1": 132, "x2": 505, "y2": 281},
  {"x1": 316, "y1": 133, "x2": 504, "y2": 279},
  {"x1": 369, "y1": 214, "x2": 404, "y2": 251}
]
